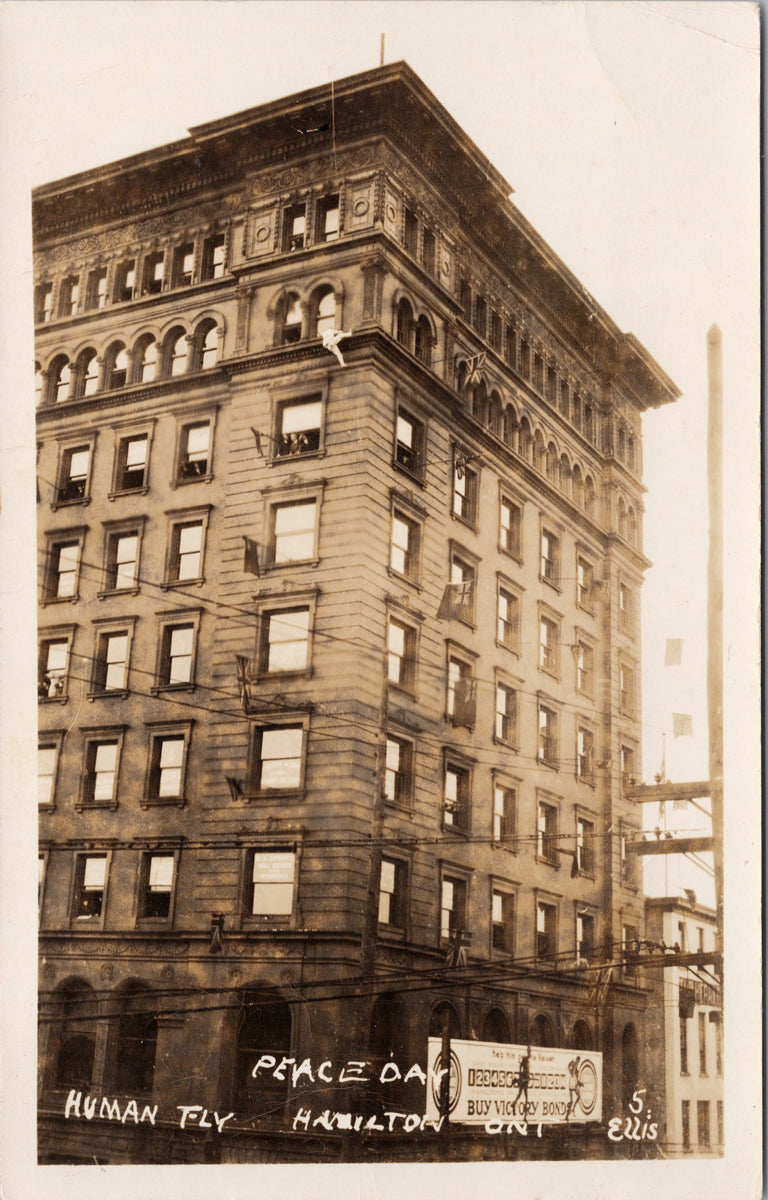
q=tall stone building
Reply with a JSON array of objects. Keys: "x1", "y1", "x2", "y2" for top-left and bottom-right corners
[{"x1": 35, "y1": 62, "x2": 679, "y2": 1163}]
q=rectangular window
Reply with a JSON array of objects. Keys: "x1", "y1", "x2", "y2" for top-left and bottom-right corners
[
  {"x1": 276, "y1": 398, "x2": 321, "y2": 456},
  {"x1": 85, "y1": 268, "x2": 108, "y2": 310},
  {"x1": 576, "y1": 642, "x2": 594, "y2": 695},
  {"x1": 620, "y1": 828, "x2": 637, "y2": 884},
  {"x1": 443, "y1": 762, "x2": 470, "y2": 832},
  {"x1": 576, "y1": 816, "x2": 595, "y2": 872},
  {"x1": 113, "y1": 259, "x2": 135, "y2": 303},
  {"x1": 459, "y1": 279, "x2": 472, "y2": 322},
  {"x1": 441, "y1": 875, "x2": 467, "y2": 940},
  {"x1": 536, "y1": 900, "x2": 556, "y2": 960},
  {"x1": 394, "y1": 409, "x2": 424, "y2": 477},
  {"x1": 116, "y1": 434, "x2": 148, "y2": 491},
  {"x1": 316, "y1": 194, "x2": 339, "y2": 242},
  {"x1": 57, "y1": 446, "x2": 90, "y2": 503},
  {"x1": 253, "y1": 725, "x2": 304, "y2": 791},
  {"x1": 619, "y1": 582, "x2": 634, "y2": 634},
  {"x1": 106, "y1": 531, "x2": 139, "y2": 591},
  {"x1": 474, "y1": 295, "x2": 487, "y2": 337},
  {"x1": 142, "y1": 251, "x2": 165, "y2": 295},
  {"x1": 680, "y1": 1014, "x2": 689, "y2": 1073},
  {"x1": 714, "y1": 1012, "x2": 723, "y2": 1075},
  {"x1": 452, "y1": 461, "x2": 477, "y2": 524},
  {"x1": 576, "y1": 911, "x2": 595, "y2": 961},
  {"x1": 171, "y1": 243, "x2": 194, "y2": 288},
  {"x1": 49, "y1": 541, "x2": 80, "y2": 599},
  {"x1": 537, "y1": 800, "x2": 558, "y2": 863},
  {"x1": 58, "y1": 274, "x2": 79, "y2": 317},
  {"x1": 387, "y1": 616, "x2": 416, "y2": 690},
  {"x1": 169, "y1": 521, "x2": 203, "y2": 581},
  {"x1": 620, "y1": 662, "x2": 636, "y2": 714},
  {"x1": 385, "y1": 735, "x2": 413, "y2": 807},
  {"x1": 540, "y1": 528, "x2": 560, "y2": 585},
  {"x1": 533, "y1": 353, "x2": 544, "y2": 392},
  {"x1": 621, "y1": 745, "x2": 636, "y2": 786},
  {"x1": 495, "y1": 682, "x2": 518, "y2": 744},
  {"x1": 546, "y1": 365, "x2": 558, "y2": 403},
  {"x1": 95, "y1": 631, "x2": 129, "y2": 692},
  {"x1": 489, "y1": 310, "x2": 502, "y2": 352},
  {"x1": 85, "y1": 740, "x2": 119, "y2": 804},
  {"x1": 38, "y1": 744, "x2": 58, "y2": 806},
  {"x1": 520, "y1": 340, "x2": 530, "y2": 378},
  {"x1": 140, "y1": 854, "x2": 175, "y2": 919},
  {"x1": 497, "y1": 585, "x2": 520, "y2": 651},
  {"x1": 505, "y1": 323, "x2": 516, "y2": 368},
  {"x1": 201, "y1": 233, "x2": 226, "y2": 280},
  {"x1": 493, "y1": 783, "x2": 515, "y2": 842},
  {"x1": 404, "y1": 207, "x2": 418, "y2": 256},
  {"x1": 492, "y1": 889, "x2": 514, "y2": 952},
  {"x1": 160, "y1": 623, "x2": 195, "y2": 686},
  {"x1": 500, "y1": 496, "x2": 522, "y2": 558},
  {"x1": 271, "y1": 499, "x2": 317, "y2": 564},
  {"x1": 250, "y1": 849, "x2": 296, "y2": 915},
  {"x1": 577, "y1": 557, "x2": 594, "y2": 608},
  {"x1": 421, "y1": 228, "x2": 435, "y2": 274},
  {"x1": 623, "y1": 923, "x2": 639, "y2": 976},
  {"x1": 681, "y1": 1100, "x2": 690, "y2": 1150},
  {"x1": 39, "y1": 637, "x2": 68, "y2": 699},
  {"x1": 379, "y1": 857, "x2": 407, "y2": 928},
  {"x1": 538, "y1": 614, "x2": 560, "y2": 673},
  {"x1": 576, "y1": 728, "x2": 595, "y2": 783},
  {"x1": 35, "y1": 282, "x2": 53, "y2": 324},
  {"x1": 263, "y1": 607, "x2": 310, "y2": 673},
  {"x1": 390, "y1": 509, "x2": 420, "y2": 581},
  {"x1": 538, "y1": 705, "x2": 558, "y2": 766},
  {"x1": 149, "y1": 735, "x2": 186, "y2": 799},
  {"x1": 74, "y1": 855, "x2": 107, "y2": 920},
  {"x1": 283, "y1": 204, "x2": 306, "y2": 251},
  {"x1": 698, "y1": 1011, "x2": 707, "y2": 1075},
  {"x1": 447, "y1": 654, "x2": 472, "y2": 721},
  {"x1": 697, "y1": 1100, "x2": 710, "y2": 1148},
  {"x1": 178, "y1": 422, "x2": 211, "y2": 479}
]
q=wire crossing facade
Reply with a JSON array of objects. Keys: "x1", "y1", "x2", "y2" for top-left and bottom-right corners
[{"x1": 35, "y1": 62, "x2": 679, "y2": 1164}]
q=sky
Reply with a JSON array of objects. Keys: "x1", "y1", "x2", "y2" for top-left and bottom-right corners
[{"x1": 0, "y1": 4, "x2": 760, "y2": 1196}]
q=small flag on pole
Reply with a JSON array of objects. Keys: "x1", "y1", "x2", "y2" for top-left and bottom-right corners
[
  {"x1": 250, "y1": 428, "x2": 264, "y2": 456},
  {"x1": 243, "y1": 537, "x2": 260, "y2": 576},
  {"x1": 672, "y1": 713, "x2": 693, "y2": 738},
  {"x1": 665, "y1": 639, "x2": 683, "y2": 666}
]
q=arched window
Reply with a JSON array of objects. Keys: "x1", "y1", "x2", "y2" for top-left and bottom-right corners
[
  {"x1": 114, "y1": 983, "x2": 158, "y2": 1095},
  {"x1": 488, "y1": 391, "x2": 503, "y2": 437},
  {"x1": 51, "y1": 356, "x2": 71, "y2": 404},
  {"x1": 573, "y1": 464, "x2": 584, "y2": 508},
  {"x1": 414, "y1": 316, "x2": 432, "y2": 366},
  {"x1": 533, "y1": 430, "x2": 546, "y2": 474},
  {"x1": 313, "y1": 287, "x2": 336, "y2": 338},
  {"x1": 617, "y1": 425, "x2": 626, "y2": 461},
  {"x1": 627, "y1": 506, "x2": 638, "y2": 546},
  {"x1": 618, "y1": 496, "x2": 627, "y2": 540},
  {"x1": 482, "y1": 1008, "x2": 511, "y2": 1044},
  {"x1": 572, "y1": 392, "x2": 582, "y2": 433},
  {"x1": 571, "y1": 1019, "x2": 594, "y2": 1050},
  {"x1": 559, "y1": 379, "x2": 570, "y2": 419},
  {"x1": 104, "y1": 342, "x2": 128, "y2": 390},
  {"x1": 161, "y1": 328, "x2": 187, "y2": 377},
  {"x1": 34, "y1": 363, "x2": 42, "y2": 407},
  {"x1": 234, "y1": 992, "x2": 291, "y2": 1115},
  {"x1": 279, "y1": 293, "x2": 303, "y2": 345},
  {"x1": 503, "y1": 405, "x2": 517, "y2": 449},
  {"x1": 428, "y1": 1001, "x2": 462, "y2": 1040},
  {"x1": 193, "y1": 320, "x2": 218, "y2": 370},
  {"x1": 560, "y1": 453, "x2": 572, "y2": 497},
  {"x1": 584, "y1": 475, "x2": 596, "y2": 517},
  {"x1": 546, "y1": 442, "x2": 558, "y2": 482},
  {"x1": 621, "y1": 1023, "x2": 639, "y2": 1107},
  {"x1": 626, "y1": 434, "x2": 635, "y2": 471},
  {"x1": 472, "y1": 379, "x2": 487, "y2": 425},
  {"x1": 583, "y1": 403, "x2": 594, "y2": 443},
  {"x1": 518, "y1": 417, "x2": 532, "y2": 463},
  {"x1": 76, "y1": 349, "x2": 99, "y2": 398},
  {"x1": 396, "y1": 298, "x2": 414, "y2": 352},
  {"x1": 52, "y1": 981, "x2": 96, "y2": 1091},
  {"x1": 529, "y1": 1014, "x2": 555, "y2": 1047},
  {"x1": 456, "y1": 360, "x2": 468, "y2": 395},
  {"x1": 134, "y1": 335, "x2": 157, "y2": 384}
]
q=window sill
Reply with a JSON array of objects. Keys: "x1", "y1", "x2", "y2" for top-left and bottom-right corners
[
  {"x1": 263, "y1": 560, "x2": 319, "y2": 573},
  {"x1": 577, "y1": 601, "x2": 596, "y2": 618},
  {"x1": 38, "y1": 803, "x2": 55, "y2": 813},
  {"x1": 538, "y1": 665, "x2": 561, "y2": 682},
  {"x1": 108, "y1": 486, "x2": 150, "y2": 502},
  {"x1": 87, "y1": 689, "x2": 129, "y2": 701},
  {"x1": 491, "y1": 838, "x2": 516, "y2": 852},
  {"x1": 256, "y1": 668, "x2": 314, "y2": 684},
  {"x1": 136, "y1": 917, "x2": 173, "y2": 929},
  {"x1": 384, "y1": 797, "x2": 414, "y2": 816},
  {"x1": 241, "y1": 914, "x2": 296, "y2": 930},
  {"x1": 537, "y1": 758, "x2": 560, "y2": 771},
  {"x1": 150, "y1": 683, "x2": 196, "y2": 695},
  {"x1": 576, "y1": 776, "x2": 596, "y2": 789},
  {"x1": 377, "y1": 924, "x2": 407, "y2": 941},
  {"x1": 442, "y1": 823, "x2": 471, "y2": 839},
  {"x1": 451, "y1": 512, "x2": 478, "y2": 534},
  {"x1": 140, "y1": 795, "x2": 187, "y2": 810},
  {"x1": 268, "y1": 450, "x2": 325, "y2": 466},
  {"x1": 50, "y1": 497, "x2": 91, "y2": 512},
  {"x1": 386, "y1": 567, "x2": 421, "y2": 591},
  {"x1": 75, "y1": 799, "x2": 119, "y2": 812},
  {"x1": 387, "y1": 681, "x2": 417, "y2": 702},
  {"x1": 539, "y1": 574, "x2": 562, "y2": 593},
  {"x1": 245, "y1": 789, "x2": 306, "y2": 803},
  {"x1": 70, "y1": 917, "x2": 106, "y2": 930},
  {"x1": 171, "y1": 473, "x2": 214, "y2": 489},
  {"x1": 160, "y1": 577, "x2": 205, "y2": 590},
  {"x1": 39, "y1": 694, "x2": 69, "y2": 705},
  {"x1": 536, "y1": 855, "x2": 561, "y2": 869},
  {"x1": 41, "y1": 595, "x2": 79, "y2": 607},
  {"x1": 498, "y1": 545, "x2": 524, "y2": 565},
  {"x1": 493, "y1": 735, "x2": 519, "y2": 752},
  {"x1": 392, "y1": 461, "x2": 426, "y2": 488},
  {"x1": 495, "y1": 638, "x2": 520, "y2": 657},
  {"x1": 97, "y1": 587, "x2": 140, "y2": 600}
]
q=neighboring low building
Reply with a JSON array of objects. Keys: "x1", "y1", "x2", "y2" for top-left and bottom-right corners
[{"x1": 644, "y1": 897, "x2": 723, "y2": 1157}]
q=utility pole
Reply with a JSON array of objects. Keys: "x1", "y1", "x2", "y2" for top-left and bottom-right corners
[{"x1": 706, "y1": 325, "x2": 725, "y2": 967}]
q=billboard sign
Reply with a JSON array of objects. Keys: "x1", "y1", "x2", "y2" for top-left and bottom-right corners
[{"x1": 425, "y1": 1039, "x2": 602, "y2": 1125}]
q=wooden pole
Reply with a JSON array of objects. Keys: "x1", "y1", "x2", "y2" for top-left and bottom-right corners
[{"x1": 706, "y1": 325, "x2": 724, "y2": 968}]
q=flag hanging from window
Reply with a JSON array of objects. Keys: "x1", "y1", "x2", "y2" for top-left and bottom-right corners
[
  {"x1": 250, "y1": 427, "x2": 264, "y2": 456},
  {"x1": 466, "y1": 352, "x2": 486, "y2": 387},
  {"x1": 672, "y1": 713, "x2": 693, "y2": 738},
  {"x1": 437, "y1": 580, "x2": 474, "y2": 621},
  {"x1": 243, "y1": 537, "x2": 260, "y2": 576},
  {"x1": 665, "y1": 639, "x2": 684, "y2": 666},
  {"x1": 235, "y1": 655, "x2": 251, "y2": 707}
]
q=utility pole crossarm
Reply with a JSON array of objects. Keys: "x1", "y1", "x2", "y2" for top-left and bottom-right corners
[
  {"x1": 626, "y1": 836, "x2": 715, "y2": 856},
  {"x1": 623, "y1": 781, "x2": 711, "y2": 803}
]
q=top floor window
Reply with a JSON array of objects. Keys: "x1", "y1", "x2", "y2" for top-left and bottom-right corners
[
  {"x1": 58, "y1": 275, "x2": 79, "y2": 318},
  {"x1": 142, "y1": 251, "x2": 165, "y2": 295},
  {"x1": 404, "y1": 207, "x2": 418, "y2": 256},
  {"x1": 422, "y1": 228, "x2": 435, "y2": 274},
  {"x1": 172, "y1": 243, "x2": 194, "y2": 288},
  {"x1": 316, "y1": 195, "x2": 339, "y2": 242},
  {"x1": 85, "y1": 269, "x2": 108, "y2": 311},
  {"x1": 283, "y1": 204, "x2": 306, "y2": 252},
  {"x1": 35, "y1": 283, "x2": 53, "y2": 324},
  {"x1": 201, "y1": 233, "x2": 226, "y2": 280},
  {"x1": 394, "y1": 409, "x2": 424, "y2": 478},
  {"x1": 113, "y1": 259, "x2": 135, "y2": 303}
]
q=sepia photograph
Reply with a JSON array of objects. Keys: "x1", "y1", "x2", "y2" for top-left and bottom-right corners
[{"x1": 0, "y1": 2, "x2": 761, "y2": 1197}]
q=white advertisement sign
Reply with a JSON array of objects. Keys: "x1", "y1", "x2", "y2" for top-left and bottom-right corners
[{"x1": 425, "y1": 1039, "x2": 602, "y2": 1126}]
